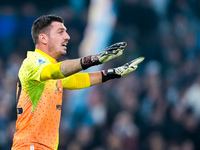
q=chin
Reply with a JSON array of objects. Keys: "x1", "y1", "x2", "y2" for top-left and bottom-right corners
[
  {"x1": 63, "y1": 50, "x2": 67, "y2": 55},
  {"x1": 60, "y1": 51, "x2": 67, "y2": 57}
]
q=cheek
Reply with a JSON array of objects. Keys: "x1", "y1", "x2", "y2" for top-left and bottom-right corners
[{"x1": 49, "y1": 37, "x2": 59, "y2": 46}]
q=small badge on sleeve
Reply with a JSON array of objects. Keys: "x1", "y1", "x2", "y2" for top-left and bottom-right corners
[{"x1": 37, "y1": 58, "x2": 46, "y2": 65}]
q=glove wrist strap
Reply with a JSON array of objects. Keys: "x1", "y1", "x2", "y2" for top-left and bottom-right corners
[
  {"x1": 101, "y1": 71, "x2": 108, "y2": 82},
  {"x1": 81, "y1": 55, "x2": 100, "y2": 70},
  {"x1": 101, "y1": 69, "x2": 121, "y2": 82}
]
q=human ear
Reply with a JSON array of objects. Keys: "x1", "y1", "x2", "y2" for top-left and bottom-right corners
[{"x1": 39, "y1": 33, "x2": 48, "y2": 45}]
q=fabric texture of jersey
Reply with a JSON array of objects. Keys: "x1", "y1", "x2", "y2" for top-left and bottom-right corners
[
  {"x1": 12, "y1": 49, "x2": 63, "y2": 150},
  {"x1": 12, "y1": 49, "x2": 91, "y2": 150}
]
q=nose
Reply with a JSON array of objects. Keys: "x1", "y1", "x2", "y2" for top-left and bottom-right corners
[{"x1": 65, "y1": 32, "x2": 70, "y2": 40}]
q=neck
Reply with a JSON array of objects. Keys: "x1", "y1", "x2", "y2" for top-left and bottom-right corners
[{"x1": 35, "y1": 44, "x2": 57, "y2": 59}]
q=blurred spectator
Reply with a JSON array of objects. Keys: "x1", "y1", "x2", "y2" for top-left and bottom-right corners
[
  {"x1": 74, "y1": 126, "x2": 94, "y2": 150},
  {"x1": 112, "y1": 111, "x2": 139, "y2": 150},
  {"x1": 66, "y1": 140, "x2": 81, "y2": 150},
  {"x1": 146, "y1": 132, "x2": 166, "y2": 150},
  {"x1": 105, "y1": 132, "x2": 123, "y2": 150},
  {"x1": 182, "y1": 74, "x2": 200, "y2": 118}
]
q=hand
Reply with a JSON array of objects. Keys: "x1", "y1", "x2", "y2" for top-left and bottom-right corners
[
  {"x1": 81, "y1": 42, "x2": 127, "y2": 70},
  {"x1": 96, "y1": 42, "x2": 127, "y2": 63},
  {"x1": 101, "y1": 57, "x2": 145, "y2": 82},
  {"x1": 114, "y1": 56, "x2": 145, "y2": 77}
]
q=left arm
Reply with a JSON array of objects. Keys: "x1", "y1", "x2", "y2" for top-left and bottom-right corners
[
  {"x1": 88, "y1": 72, "x2": 102, "y2": 86},
  {"x1": 62, "y1": 56, "x2": 145, "y2": 89},
  {"x1": 62, "y1": 72, "x2": 102, "y2": 90}
]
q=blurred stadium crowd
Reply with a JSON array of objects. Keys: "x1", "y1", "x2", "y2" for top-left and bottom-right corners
[{"x1": 1, "y1": 0, "x2": 200, "y2": 149}]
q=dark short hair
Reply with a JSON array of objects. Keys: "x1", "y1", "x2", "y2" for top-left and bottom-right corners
[{"x1": 31, "y1": 14, "x2": 64, "y2": 44}]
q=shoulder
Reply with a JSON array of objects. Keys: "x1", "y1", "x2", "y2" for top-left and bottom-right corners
[
  {"x1": 21, "y1": 51, "x2": 50, "y2": 68},
  {"x1": 27, "y1": 51, "x2": 50, "y2": 65},
  {"x1": 18, "y1": 51, "x2": 51, "y2": 78}
]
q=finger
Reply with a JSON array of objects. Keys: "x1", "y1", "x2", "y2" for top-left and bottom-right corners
[
  {"x1": 109, "y1": 42, "x2": 127, "y2": 48},
  {"x1": 117, "y1": 42, "x2": 127, "y2": 47},
  {"x1": 130, "y1": 57, "x2": 145, "y2": 66},
  {"x1": 104, "y1": 50, "x2": 118, "y2": 55},
  {"x1": 119, "y1": 42, "x2": 127, "y2": 48},
  {"x1": 106, "y1": 46, "x2": 118, "y2": 51},
  {"x1": 105, "y1": 49, "x2": 123, "y2": 55},
  {"x1": 107, "y1": 45, "x2": 126, "y2": 51},
  {"x1": 106, "y1": 46, "x2": 123, "y2": 51}
]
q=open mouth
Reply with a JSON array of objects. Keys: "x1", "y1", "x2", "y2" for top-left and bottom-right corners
[
  {"x1": 62, "y1": 43, "x2": 67, "y2": 47},
  {"x1": 61, "y1": 40, "x2": 68, "y2": 47}
]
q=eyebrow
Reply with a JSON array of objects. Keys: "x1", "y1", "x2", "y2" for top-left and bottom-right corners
[{"x1": 57, "y1": 27, "x2": 67, "y2": 32}]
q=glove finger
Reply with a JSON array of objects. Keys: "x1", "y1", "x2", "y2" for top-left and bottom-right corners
[
  {"x1": 129, "y1": 57, "x2": 145, "y2": 66},
  {"x1": 119, "y1": 57, "x2": 144, "y2": 77},
  {"x1": 105, "y1": 46, "x2": 125, "y2": 53},
  {"x1": 109, "y1": 42, "x2": 127, "y2": 48},
  {"x1": 102, "y1": 49, "x2": 123, "y2": 56},
  {"x1": 117, "y1": 42, "x2": 127, "y2": 47},
  {"x1": 121, "y1": 65, "x2": 138, "y2": 77},
  {"x1": 119, "y1": 42, "x2": 127, "y2": 48},
  {"x1": 106, "y1": 46, "x2": 119, "y2": 51}
]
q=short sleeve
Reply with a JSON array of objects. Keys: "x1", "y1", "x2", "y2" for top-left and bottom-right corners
[
  {"x1": 62, "y1": 73, "x2": 90, "y2": 90},
  {"x1": 22, "y1": 53, "x2": 51, "y2": 83},
  {"x1": 28, "y1": 63, "x2": 49, "y2": 82}
]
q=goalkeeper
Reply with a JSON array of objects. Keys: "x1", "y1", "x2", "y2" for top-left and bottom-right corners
[{"x1": 11, "y1": 14, "x2": 144, "y2": 150}]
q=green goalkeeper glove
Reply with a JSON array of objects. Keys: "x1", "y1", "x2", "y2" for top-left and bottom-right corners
[
  {"x1": 101, "y1": 57, "x2": 145, "y2": 82},
  {"x1": 81, "y1": 42, "x2": 127, "y2": 70}
]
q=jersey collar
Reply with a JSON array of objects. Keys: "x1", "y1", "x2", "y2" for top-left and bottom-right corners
[{"x1": 35, "y1": 49, "x2": 56, "y2": 64}]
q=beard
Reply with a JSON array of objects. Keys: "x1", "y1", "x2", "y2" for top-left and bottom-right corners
[
  {"x1": 48, "y1": 42, "x2": 66, "y2": 59},
  {"x1": 48, "y1": 42, "x2": 54, "y2": 53}
]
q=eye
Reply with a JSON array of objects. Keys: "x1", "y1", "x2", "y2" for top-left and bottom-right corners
[{"x1": 58, "y1": 28, "x2": 67, "y2": 34}]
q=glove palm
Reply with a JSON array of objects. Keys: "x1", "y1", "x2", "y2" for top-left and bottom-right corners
[
  {"x1": 97, "y1": 42, "x2": 127, "y2": 63},
  {"x1": 81, "y1": 42, "x2": 127, "y2": 70},
  {"x1": 115, "y1": 57, "x2": 144, "y2": 77}
]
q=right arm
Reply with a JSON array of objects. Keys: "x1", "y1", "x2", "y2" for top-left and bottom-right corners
[
  {"x1": 40, "y1": 42, "x2": 127, "y2": 81},
  {"x1": 60, "y1": 42, "x2": 127, "y2": 77},
  {"x1": 40, "y1": 58, "x2": 82, "y2": 81},
  {"x1": 60, "y1": 58, "x2": 82, "y2": 76}
]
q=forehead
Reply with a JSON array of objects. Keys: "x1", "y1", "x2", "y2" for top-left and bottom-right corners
[{"x1": 50, "y1": 21, "x2": 66, "y2": 30}]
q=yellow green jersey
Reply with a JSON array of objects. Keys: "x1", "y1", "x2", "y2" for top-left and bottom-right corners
[{"x1": 12, "y1": 49, "x2": 90, "y2": 150}]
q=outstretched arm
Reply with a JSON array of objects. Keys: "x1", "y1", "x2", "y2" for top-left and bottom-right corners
[
  {"x1": 88, "y1": 72, "x2": 102, "y2": 86},
  {"x1": 61, "y1": 72, "x2": 102, "y2": 90},
  {"x1": 61, "y1": 57, "x2": 144, "y2": 90},
  {"x1": 88, "y1": 57, "x2": 144, "y2": 85},
  {"x1": 60, "y1": 42, "x2": 127, "y2": 76},
  {"x1": 101, "y1": 57, "x2": 145, "y2": 82},
  {"x1": 60, "y1": 58, "x2": 82, "y2": 77},
  {"x1": 40, "y1": 42, "x2": 126, "y2": 81}
]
